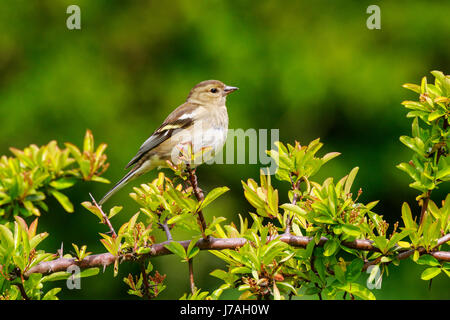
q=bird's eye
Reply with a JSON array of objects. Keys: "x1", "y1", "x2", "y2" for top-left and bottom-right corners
[{"x1": 210, "y1": 88, "x2": 218, "y2": 93}]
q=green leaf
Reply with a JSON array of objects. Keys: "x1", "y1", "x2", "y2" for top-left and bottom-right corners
[
  {"x1": 346, "y1": 258, "x2": 364, "y2": 282},
  {"x1": 30, "y1": 232, "x2": 49, "y2": 250},
  {"x1": 411, "y1": 117, "x2": 420, "y2": 138},
  {"x1": 164, "y1": 241, "x2": 187, "y2": 260},
  {"x1": 401, "y1": 202, "x2": 416, "y2": 230},
  {"x1": 322, "y1": 152, "x2": 341, "y2": 164},
  {"x1": 314, "y1": 215, "x2": 335, "y2": 224},
  {"x1": 83, "y1": 129, "x2": 95, "y2": 153},
  {"x1": 304, "y1": 285, "x2": 320, "y2": 296},
  {"x1": 327, "y1": 184, "x2": 337, "y2": 216},
  {"x1": 436, "y1": 166, "x2": 450, "y2": 180},
  {"x1": 42, "y1": 271, "x2": 71, "y2": 282},
  {"x1": 231, "y1": 266, "x2": 252, "y2": 274},
  {"x1": 210, "y1": 269, "x2": 229, "y2": 281},
  {"x1": 90, "y1": 176, "x2": 110, "y2": 184},
  {"x1": 280, "y1": 203, "x2": 307, "y2": 217},
  {"x1": 277, "y1": 282, "x2": 297, "y2": 295},
  {"x1": 399, "y1": 136, "x2": 424, "y2": 156},
  {"x1": 273, "y1": 282, "x2": 281, "y2": 300},
  {"x1": 323, "y1": 239, "x2": 339, "y2": 257},
  {"x1": 13, "y1": 221, "x2": 20, "y2": 251},
  {"x1": 344, "y1": 167, "x2": 359, "y2": 195},
  {"x1": 108, "y1": 206, "x2": 122, "y2": 220},
  {"x1": 81, "y1": 201, "x2": 103, "y2": 220},
  {"x1": 342, "y1": 224, "x2": 360, "y2": 237},
  {"x1": 420, "y1": 76, "x2": 428, "y2": 94},
  {"x1": 187, "y1": 236, "x2": 201, "y2": 259},
  {"x1": 397, "y1": 162, "x2": 420, "y2": 182},
  {"x1": 127, "y1": 212, "x2": 140, "y2": 233},
  {"x1": 49, "y1": 178, "x2": 77, "y2": 190},
  {"x1": 305, "y1": 240, "x2": 315, "y2": 258},
  {"x1": 336, "y1": 283, "x2": 376, "y2": 300},
  {"x1": 373, "y1": 236, "x2": 389, "y2": 253},
  {"x1": 314, "y1": 257, "x2": 326, "y2": 282},
  {"x1": 421, "y1": 267, "x2": 442, "y2": 280},
  {"x1": 428, "y1": 110, "x2": 445, "y2": 121},
  {"x1": 333, "y1": 265, "x2": 346, "y2": 284},
  {"x1": 412, "y1": 250, "x2": 420, "y2": 262},
  {"x1": 387, "y1": 230, "x2": 411, "y2": 252},
  {"x1": 0, "y1": 225, "x2": 14, "y2": 249},
  {"x1": 167, "y1": 212, "x2": 194, "y2": 225},
  {"x1": 65, "y1": 143, "x2": 82, "y2": 162},
  {"x1": 198, "y1": 186, "x2": 229, "y2": 211},
  {"x1": 416, "y1": 255, "x2": 440, "y2": 267},
  {"x1": 79, "y1": 267, "x2": 100, "y2": 278},
  {"x1": 50, "y1": 190, "x2": 74, "y2": 213},
  {"x1": 402, "y1": 83, "x2": 421, "y2": 94},
  {"x1": 14, "y1": 216, "x2": 30, "y2": 256},
  {"x1": 242, "y1": 181, "x2": 265, "y2": 208},
  {"x1": 42, "y1": 288, "x2": 62, "y2": 300}
]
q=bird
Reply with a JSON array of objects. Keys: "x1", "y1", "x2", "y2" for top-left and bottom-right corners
[{"x1": 98, "y1": 80, "x2": 239, "y2": 205}]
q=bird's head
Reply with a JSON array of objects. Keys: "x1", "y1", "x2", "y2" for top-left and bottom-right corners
[{"x1": 186, "y1": 80, "x2": 238, "y2": 105}]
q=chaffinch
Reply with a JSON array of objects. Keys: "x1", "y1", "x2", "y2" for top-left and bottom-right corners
[{"x1": 99, "y1": 80, "x2": 238, "y2": 205}]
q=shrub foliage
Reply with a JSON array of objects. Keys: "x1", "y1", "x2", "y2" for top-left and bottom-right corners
[{"x1": 0, "y1": 71, "x2": 449, "y2": 300}]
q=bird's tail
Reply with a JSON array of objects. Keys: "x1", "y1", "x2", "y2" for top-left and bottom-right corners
[{"x1": 99, "y1": 168, "x2": 138, "y2": 205}]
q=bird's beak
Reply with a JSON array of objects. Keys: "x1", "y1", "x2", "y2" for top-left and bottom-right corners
[{"x1": 224, "y1": 85, "x2": 239, "y2": 95}]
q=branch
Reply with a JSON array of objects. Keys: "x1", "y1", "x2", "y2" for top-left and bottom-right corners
[
  {"x1": 89, "y1": 193, "x2": 116, "y2": 238},
  {"x1": 140, "y1": 263, "x2": 151, "y2": 300},
  {"x1": 13, "y1": 282, "x2": 30, "y2": 300},
  {"x1": 436, "y1": 233, "x2": 450, "y2": 248},
  {"x1": 188, "y1": 259, "x2": 195, "y2": 295},
  {"x1": 430, "y1": 251, "x2": 450, "y2": 261},
  {"x1": 363, "y1": 233, "x2": 450, "y2": 271},
  {"x1": 10, "y1": 268, "x2": 30, "y2": 300},
  {"x1": 158, "y1": 219, "x2": 173, "y2": 241},
  {"x1": 25, "y1": 233, "x2": 450, "y2": 277},
  {"x1": 185, "y1": 164, "x2": 208, "y2": 240}
]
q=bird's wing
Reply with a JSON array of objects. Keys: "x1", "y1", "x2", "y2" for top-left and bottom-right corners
[{"x1": 124, "y1": 102, "x2": 198, "y2": 169}]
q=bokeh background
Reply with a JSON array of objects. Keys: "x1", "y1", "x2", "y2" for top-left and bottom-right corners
[{"x1": 0, "y1": 0, "x2": 449, "y2": 299}]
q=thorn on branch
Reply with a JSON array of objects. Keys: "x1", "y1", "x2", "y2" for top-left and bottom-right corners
[{"x1": 57, "y1": 242, "x2": 64, "y2": 258}]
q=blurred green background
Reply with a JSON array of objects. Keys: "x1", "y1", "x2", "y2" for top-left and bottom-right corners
[{"x1": 0, "y1": 0, "x2": 449, "y2": 299}]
